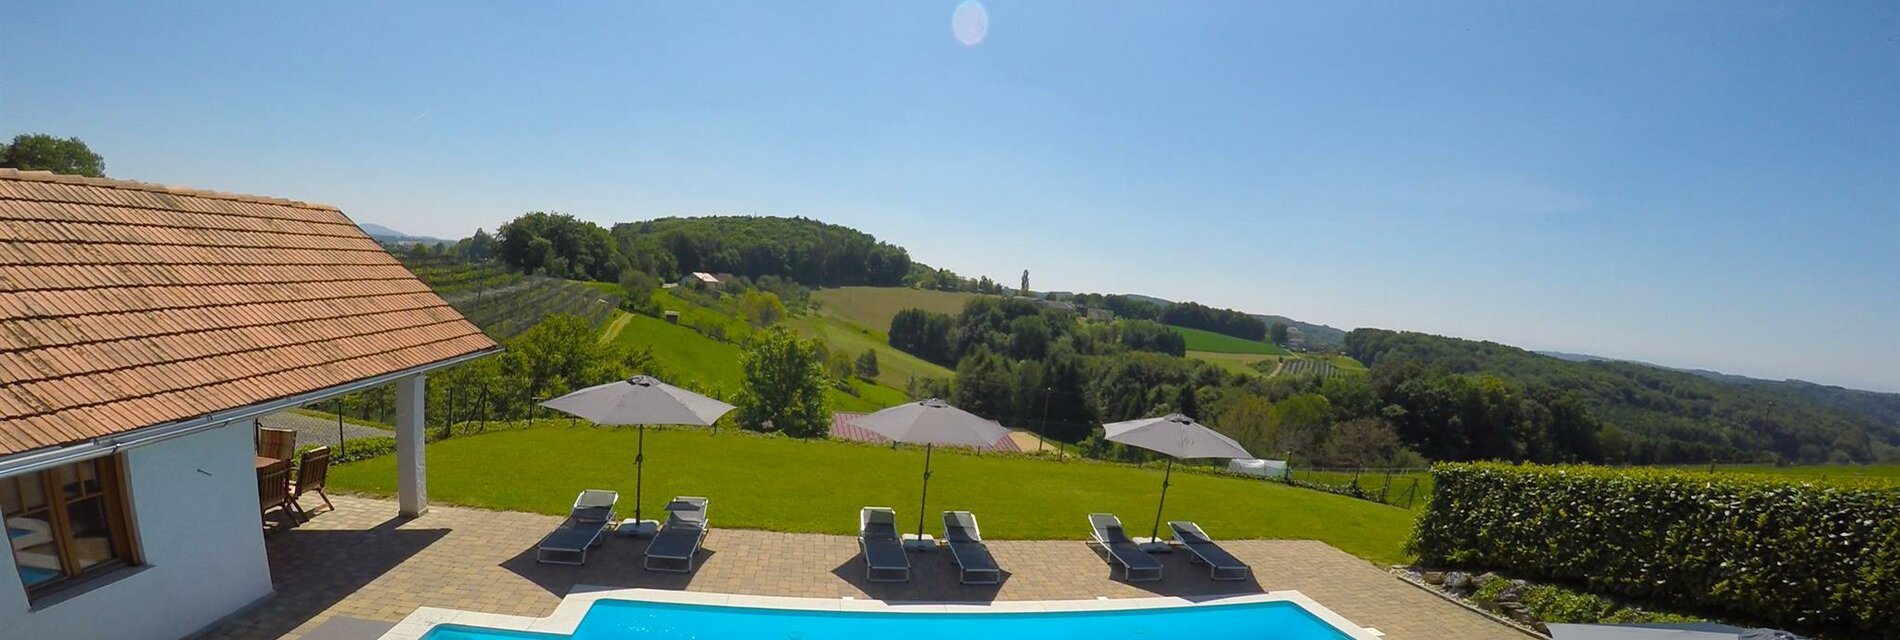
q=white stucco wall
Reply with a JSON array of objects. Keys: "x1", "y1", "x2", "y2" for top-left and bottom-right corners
[{"x1": 0, "y1": 417, "x2": 274, "y2": 640}]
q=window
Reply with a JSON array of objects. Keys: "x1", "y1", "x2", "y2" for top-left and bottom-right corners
[{"x1": 2, "y1": 457, "x2": 137, "y2": 599}]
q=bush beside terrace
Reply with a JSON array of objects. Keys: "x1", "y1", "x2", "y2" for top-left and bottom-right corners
[{"x1": 1412, "y1": 462, "x2": 1900, "y2": 634}]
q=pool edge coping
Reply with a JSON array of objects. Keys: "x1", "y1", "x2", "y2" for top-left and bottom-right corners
[{"x1": 377, "y1": 588, "x2": 1387, "y2": 640}]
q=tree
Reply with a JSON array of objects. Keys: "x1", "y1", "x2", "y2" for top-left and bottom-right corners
[
  {"x1": 1020, "y1": 270, "x2": 1030, "y2": 296},
  {"x1": 738, "y1": 290, "x2": 787, "y2": 328},
  {"x1": 457, "y1": 228, "x2": 498, "y2": 262},
  {"x1": 618, "y1": 270, "x2": 661, "y2": 316},
  {"x1": 1269, "y1": 322, "x2": 1290, "y2": 346},
  {"x1": 495, "y1": 212, "x2": 622, "y2": 281},
  {"x1": 735, "y1": 328, "x2": 830, "y2": 437},
  {"x1": 1320, "y1": 418, "x2": 1417, "y2": 468},
  {"x1": 1, "y1": 134, "x2": 105, "y2": 177},
  {"x1": 855, "y1": 349, "x2": 880, "y2": 379}
]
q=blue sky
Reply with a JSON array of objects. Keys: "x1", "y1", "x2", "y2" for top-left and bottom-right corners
[{"x1": 4, "y1": 1, "x2": 1896, "y2": 391}]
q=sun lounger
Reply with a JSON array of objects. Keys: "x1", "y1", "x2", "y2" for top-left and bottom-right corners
[
  {"x1": 859, "y1": 507, "x2": 910, "y2": 583},
  {"x1": 1087, "y1": 513, "x2": 1162, "y2": 582},
  {"x1": 942, "y1": 511, "x2": 1000, "y2": 585},
  {"x1": 1169, "y1": 521, "x2": 1250, "y2": 581},
  {"x1": 537, "y1": 490, "x2": 619, "y2": 565},
  {"x1": 644, "y1": 497, "x2": 709, "y2": 573}
]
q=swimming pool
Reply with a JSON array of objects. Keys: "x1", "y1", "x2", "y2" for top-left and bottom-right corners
[{"x1": 405, "y1": 591, "x2": 1376, "y2": 640}]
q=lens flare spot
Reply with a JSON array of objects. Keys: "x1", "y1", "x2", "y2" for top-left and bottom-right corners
[{"x1": 952, "y1": 1, "x2": 989, "y2": 47}]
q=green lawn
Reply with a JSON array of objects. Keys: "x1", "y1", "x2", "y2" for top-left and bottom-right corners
[
  {"x1": 331, "y1": 426, "x2": 1416, "y2": 564},
  {"x1": 813, "y1": 287, "x2": 984, "y2": 333},
  {"x1": 1186, "y1": 350, "x2": 1272, "y2": 376},
  {"x1": 1683, "y1": 464, "x2": 1900, "y2": 482},
  {"x1": 608, "y1": 311, "x2": 905, "y2": 413},
  {"x1": 1169, "y1": 325, "x2": 1290, "y2": 355},
  {"x1": 788, "y1": 313, "x2": 954, "y2": 388}
]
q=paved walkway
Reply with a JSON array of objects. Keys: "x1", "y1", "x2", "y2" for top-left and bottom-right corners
[{"x1": 202, "y1": 496, "x2": 1522, "y2": 640}]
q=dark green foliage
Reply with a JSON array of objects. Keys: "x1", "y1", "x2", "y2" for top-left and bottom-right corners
[
  {"x1": 888, "y1": 308, "x2": 955, "y2": 364},
  {"x1": 1269, "y1": 322, "x2": 1290, "y2": 346},
  {"x1": 1468, "y1": 579, "x2": 1700, "y2": 625},
  {"x1": 1348, "y1": 329, "x2": 1898, "y2": 464},
  {"x1": 1159, "y1": 301, "x2": 1268, "y2": 341},
  {"x1": 1117, "y1": 319, "x2": 1187, "y2": 356},
  {"x1": 299, "y1": 437, "x2": 397, "y2": 465},
  {"x1": 618, "y1": 270, "x2": 662, "y2": 315},
  {"x1": 1, "y1": 133, "x2": 105, "y2": 177},
  {"x1": 736, "y1": 327, "x2": 831, "y2": 437},
  {"x1": 854, "y1": 349, "x2": 880, "y2": 379},
  {"x1": 496, "y1": 212, "x2": 622, "y2": 281},
  {"x1": 613, "y1": 216, "x2": 910, "y2": 286},
  {"x1": 1414, "y1": 463, "x2": 1900, "y2": 634}
]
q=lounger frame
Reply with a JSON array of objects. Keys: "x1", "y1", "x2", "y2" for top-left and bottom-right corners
[
  {"x1": 1169, "y1": 521, "x2": 1251, "y2": 581},
  {"x1": 537, "y1": 489, "x2": 619, "y2": 565},
  {"x1": 1087, "y1": 513, "x2": 1163, "y2": 582},
  {"x1": 644, "y1": 497, "x2": 709, "y2": 573},
  {"x1": 859, "y1": 507, "x2": 911, "y2": 583},
  {"x1": 943, "y1": 511, "x2": 1000, "y2": 585}
]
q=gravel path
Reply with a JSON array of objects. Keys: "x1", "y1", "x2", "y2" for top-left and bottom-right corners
[{"x1": 257, "y1": 410, "x2": 390, "y2": 449}]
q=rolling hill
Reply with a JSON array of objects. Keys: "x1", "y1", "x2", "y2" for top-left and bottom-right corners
[
  {"x1": 1169, "y1": 325, "x2": 1290, "y2": 355},
  {"x1": 812, "y1": 286, "x2": 985, "y2": 333}
]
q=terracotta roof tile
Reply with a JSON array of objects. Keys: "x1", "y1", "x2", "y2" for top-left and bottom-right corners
[{"x1": 0, "y1": 169, "x2": 497, "y2": 457}]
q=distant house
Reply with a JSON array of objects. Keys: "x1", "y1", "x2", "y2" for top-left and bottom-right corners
[
  {"x1": 0, "y1": 170, "x2": 497, "y2": 640},
  {"x1": 684, "y1": 272, "x2": 721, "y2": 288},
  {"x1": 1032, "y1": 298, "x2": 1077, "y2": 314}
]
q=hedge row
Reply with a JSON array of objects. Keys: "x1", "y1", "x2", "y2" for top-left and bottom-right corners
[{"x1": 1412, "y1": 463, "x2": 1900, "y2": 634}]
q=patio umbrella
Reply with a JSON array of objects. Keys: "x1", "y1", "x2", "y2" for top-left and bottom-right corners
[
  {"x1": 848, "y1": 398, "x2": 1012, "y2": 544},
  {"x1": 1102, "y1": 413, "x2": 1251, "y2": 543},
  {"x1": 540, "y1": 375, "x2": 735, "y2": 532}
]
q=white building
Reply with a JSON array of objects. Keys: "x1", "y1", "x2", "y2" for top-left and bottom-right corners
[{"x1": 0, "y1": 170, "x2": 498, "y2": 640}]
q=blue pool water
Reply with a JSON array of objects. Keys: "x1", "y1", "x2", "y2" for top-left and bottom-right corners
[{"x1": 425, "y1": 599, "x2": 1354, "y2": 640}]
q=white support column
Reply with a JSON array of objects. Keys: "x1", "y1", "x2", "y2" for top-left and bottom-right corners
[{"x1": 395, "y1": 373, "x2": 429, "y2": 517}]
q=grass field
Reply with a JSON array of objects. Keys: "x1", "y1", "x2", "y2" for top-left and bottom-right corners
[
  {"x1": 1186, "y1": 351, "x2": 1274, "y2": 376},
  {"x1": 607, "y1": 312, "x2": 904, "y2": 413},
  {"x1": 1681, "y1": 464, "x2": 1900, "y2": 482},
  {"x1": 1169, "y1": 325, "x2": 1291, "y2": 356},
  {"x1": 331, "y1": 425, "x2": 1416, "y2": 564},
  {"x1": 787, "y1": 313, "x2": 955, "y2": 388},
  {"x1": 813, "y1": 287, "x2": 984, "y2": 333}
]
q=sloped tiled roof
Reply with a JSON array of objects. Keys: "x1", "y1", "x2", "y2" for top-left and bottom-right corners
[{"x1": 0, "y1": 170, "x2": 498, "y2": 457}]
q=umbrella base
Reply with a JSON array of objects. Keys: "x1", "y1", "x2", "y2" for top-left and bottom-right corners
[
  {"x1": 616, "y1": 518, "x2": 660, "y2": 538},
  {"x1": 1134, "y1": 538, "x2": 1174, "y2": 553},
  {"x1": 901, "y1": 534, "x2": 937, "y2": 551}
]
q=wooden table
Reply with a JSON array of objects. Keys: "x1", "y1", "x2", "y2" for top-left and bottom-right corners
[{"x1": 256, "y1": 456, "x2": 280, "y2": 470}]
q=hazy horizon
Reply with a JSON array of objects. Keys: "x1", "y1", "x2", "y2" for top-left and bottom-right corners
[{"x1": 5, "y1": 1, "x2": 1895, "y2": 392}]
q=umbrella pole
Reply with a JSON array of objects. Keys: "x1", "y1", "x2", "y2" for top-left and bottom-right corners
[
  {"x1": 635, "y1": 425, "x2": 646, "y2": 525},
  {"x1": 1150, "y1": 458, "x2": 1174, "y2": 543},
  {"x1": 917, "y1": 443, "x2": 933, "y2": 541}
]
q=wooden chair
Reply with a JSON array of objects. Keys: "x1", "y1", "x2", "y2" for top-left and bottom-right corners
[
  {"x1": 257, "y1": 427, "x2": 297, "y2": 461},
  {"x1": 258, "y1": 458, "x2": 296, "y2": 529},
  {"x1": 290, "y1": 446, "x2": 333, "y2": 519}
]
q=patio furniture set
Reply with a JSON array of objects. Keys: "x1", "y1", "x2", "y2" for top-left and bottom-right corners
[
  {"x1": 534, "y1": 489, "x2": 1250, "y2": 585},
  {"x1": 255, "y1": 426, "x2": 335, "y2": 529}
]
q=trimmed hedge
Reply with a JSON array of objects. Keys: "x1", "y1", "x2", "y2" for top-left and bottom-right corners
[{"x1": 1412, "y1": 463, "x2": 1900, "y2": 634}]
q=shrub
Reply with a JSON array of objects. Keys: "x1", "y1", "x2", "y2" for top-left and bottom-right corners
[
  {"x1": 297, "y1": 437, "x2": 398, "y2": 465},
  {"x1": 1413, "y1": 463, "x2": 1900, "y2": 634}
]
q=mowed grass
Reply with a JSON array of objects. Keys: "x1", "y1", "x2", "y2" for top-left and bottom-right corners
[
  {"x1": 788, "y1": 313, "x2": 954, "y2": 388},
  {"x1": 1169, "y1": 325, "x2": 1290, "y2": 355},
  {"x1": 1687, "y1": 464, "x2": 1900, "y2": 482},
  {"x1": 813, "y1": 287, "x2": 985, "y2": 333},
  {"x1": 330, "y1": 426, "x2": 1416, "y2": 564},
  {"x1": 1186, "y1": 351, "x2": 1273, "y2": 376},
  {"x1": 608, "y1": 312, "x2": 905, "y2": 413}
]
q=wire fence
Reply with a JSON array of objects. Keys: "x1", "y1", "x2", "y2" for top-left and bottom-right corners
[{"x1": 1282, "y1": 466, "x2": 1435, "y2": 509}]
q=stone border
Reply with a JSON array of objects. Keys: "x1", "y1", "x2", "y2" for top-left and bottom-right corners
[
  {"x1": 1388, "y1": 571, "x2": 1549, "y2": 639},
  {"x1": 377, "y1": 588, "x2": 1388, "y2": 640}
]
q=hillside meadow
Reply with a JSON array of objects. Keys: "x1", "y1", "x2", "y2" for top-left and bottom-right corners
[{"x1": 812, "y1": 286, "x2": 984, "y2": 333}]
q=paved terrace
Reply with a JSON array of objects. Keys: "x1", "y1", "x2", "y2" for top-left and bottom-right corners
[{"x1": 203, "y1": 496, "x2": 1522, "y2": 640}]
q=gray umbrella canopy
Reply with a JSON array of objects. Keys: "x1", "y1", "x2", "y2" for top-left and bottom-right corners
[
  {"x1": 541, "y1": 375, "x2": 735, "y2": 426},
  {"x1": 849, "y1": 398, "x2": 1013, "y2": 446},
  {"x1": 540, "y1": 375, "x2": 735, "y2": 528},
  {"x1": 1102, "y1": 414, "x2": 1251, "y2": 460},
  {"x1": 1101, "y1": 414, "x2": 1251, "y2": 542},
  {"x1": 848, "y1": 398, "x2": 1011, "y2": 541}
]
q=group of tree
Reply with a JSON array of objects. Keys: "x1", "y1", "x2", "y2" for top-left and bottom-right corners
[
  {"x1": 482, "y1": 213, "x2": 916, "y2": 289},
  {"x1": 1, "y1": 133, "x2": 105, "y2": 177},
  {"x1": 1346, "y1": 328, "x2": 1900, "y2": 465},
  {"x1": 1159, "y1": 301, "x2": 1268, "y2": 341}
]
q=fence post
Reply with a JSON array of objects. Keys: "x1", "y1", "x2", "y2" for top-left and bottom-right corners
[
  {"x1": 478, "y1": 386, "x2": 489, "y2": 433},
  {"x1": 335, "y1": 398, "x2": 346, "y2": 455},
  {"x1": 1405, "y1": 478, "x2": 1419, "y2": 509},
  {"x1": 1380, "y1": 471, "x2": 1392, "y2": 504}
]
